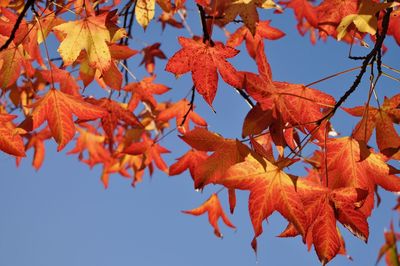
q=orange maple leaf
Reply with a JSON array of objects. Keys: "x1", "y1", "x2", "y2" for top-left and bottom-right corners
[
  {"x1": 123, "y1": 76, "x2": 170, "y2": 111},
  {"x1": 317, "y1": 137, "x2": 400, "y2": 216},
  {"x1": 166, "y1": 37, "x2": 243, "y2": 107},
  {"x1": 140, "y1": 43, "x2": 166, "y2": 75},
  {"x1": 182, "y1": 193, "x2": 236, "y2": 238},
  {"x1": 20, "y1": 89, "x2": 106, "y2": 151},
  {"x1": 343, "y1": 94, "x2": 400, "y2": 156},
  {"x1": 281, "y1": 174, "x2": 369, "y2": 264},
  {"x1": 0, "y1": 113, "x2": 25, "y2": 157},
  {"x1": 243, "y1": 44, "x2": 335, "y2": 141},
  {"x1": 180, "y1": 127, "x2": 251, "y2": 189},
  {"x1": 67, "y1": 126, "x2": 111, "y2": 168},
  {"x1": 222, "y1": 154, "x2": 308, "y2": 251},
  {"x1": 227, "y1": 20, "x2": 285, "y2": 59},
  {"x1": 169, "y1": 149, "x2": 208, "y2": 177},
  {"x1": 25, "y1": 128, "x2": 52, "y2": 170},
  {"x1": 376, "y1": 221, "x2": 400, "y2": 266},
  {"x1": 157, "y1": 99, "x2": 207, "y2": 134},
  {"x1": 123, "y1": 134, "x2": 170, "y2": 174}
]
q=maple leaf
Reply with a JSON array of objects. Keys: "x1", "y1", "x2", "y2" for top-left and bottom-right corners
[
  {"x1": 166, "y1": 36, "x2": 243, "y2": 107},
  {"x1": 157, "y1": 99, "x2": 207, "y2": 134},
  {"x1": 140, "y1": 43, "x2": 166, "y2": 75},
  {"x1": 317, "y1": 137, "x2": 400, "y2": 216},
  {"x1": 123, "y1": 76, "x2": 170, "y2": 111},
  {"x1": 243, "y1": 44, "x2": 335, "y2": 141},
  {"x1": 25, "y1": 128, "x2": 52, "y2": 170},
  {"x1": 227, "y1": 20, "x2": 285, "y2": 59},
  {"x1": 343, "y1": 94, "x2": 400, "y2": 156},
  {"x1": 280, "y1": 0, "x2": 318, "y2": 27},
  {"x1": 0, "y1": 35, "x2": 34, "y2": 89},
  {"x1": 40, "y1": 63, "x2": 80, "y2": 96},
  {"x1": 219, "y1": 0, "x2": 281, "y2": 35},
  {"x1": 336, "y1": 0, "x2": 398, "y2": 40},
  {"x1": 376, "y1": 221, "x2": 400, "y2": 266},
  {"x1": 182, "y1": 193, "x2": 236, "y2": 237},
  {"x1": 53, "y1": 13, "x2": 126, "y2": 71},
  {"x1": 135, "y1": 0, "x2": 156, "y2": 29},
  {"x1": 0, "y1": 113, "x2": 26, "y2": 157},
  {"x1": 279, "y1": 173, "x2": 369, "y2": 264},
  {"x1": 222, "y1": 154, "x2": 308, "y2": 251},
  {"x1": 67, "y1": 126, "x2": 111, "y2": 168},
  {"x1": 316, "y1": 0, "x2": 359, "y2": 38},
  {"x1": 123, "y1": 134, "x2": 170, "y2": 174},
  {"x1": 169, "y1": 149, "x2": 208, "y2": 177},
  {"x1": 20, "y1": 89, "x2": 106, "y2": 151},
  {"x1": 85, "y1": 98, "x2": 141, "y2": 146},
  {"x1": 180, "y1": 127, "x2": 251, "y2": 189}
]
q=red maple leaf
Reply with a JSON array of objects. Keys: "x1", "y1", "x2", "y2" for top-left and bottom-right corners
[
  {"x1": 182, "y1": 193, "x2": 236, "y2": 238},
  {"x1": 20, "y1": 89, "x2": 106, "y2": 151},
  {"x1": 243, "y1": 44, "x2": 335, "y2": 141},
  {"x1": 0, "y1": 113, "x2": 26, "y2": 157},
  {"x1": 180, "y1": 127, "x2": 251, "y2": 189},
  {"x1": 222, "y1": 154, "x2": 308, "y2": 251},
  {"x1": 343, "y1": 94, "x2": 400, "y2": 156},
  {"x1": 166, "y1": 36, "x2": 243, "y2": 107}
]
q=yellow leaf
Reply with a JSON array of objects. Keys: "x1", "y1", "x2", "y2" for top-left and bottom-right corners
[
  {"x1": 53, "y1": 14, "x2": 113, "y2": 71},
  {"x1": 337, "y1": 0, "x2": 398, "y2": 40},
  {"x1": 135, "y1": 0, "x2": 156, "y2": 29}
]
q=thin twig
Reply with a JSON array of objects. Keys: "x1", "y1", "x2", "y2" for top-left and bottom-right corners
[
  {"x1": 180, "y1": 86, "x2": 195, "y2": 126},
  {"x1": 0, "y1": 0, "x2": 36, "y2": 51}
]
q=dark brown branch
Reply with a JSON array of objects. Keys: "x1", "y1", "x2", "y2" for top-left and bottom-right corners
[
  {"x1": 0, "y1": 0, "x2": 36, "y2": 51},
  {"x1": 180, "y1": 86, "x2": 196, "y2": 127},
  {"x1": 318, "y1": 5, "x2": 394, "y2": 124},
  {"x1": 197, "y1": 4, "x2": 214, "y2": 45},
  {"x1": 236, "y1": 88, "x2": 255, "y2": 108}
]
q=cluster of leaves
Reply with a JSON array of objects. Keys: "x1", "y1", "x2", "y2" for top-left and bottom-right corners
[{"x1": 1, "y1": 0, "x2": 400, "y2": 264}]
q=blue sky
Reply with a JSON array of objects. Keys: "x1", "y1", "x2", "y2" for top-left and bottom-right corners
[{"x1": 1, "y1": 2, "x2": 400, "y2": 266}]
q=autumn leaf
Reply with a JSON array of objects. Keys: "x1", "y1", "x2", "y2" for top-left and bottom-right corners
[
  {"x1": 318, "y1": 137, "x2": 400, "y2": 216},
  {"x1": 169, "y1": 149, "x2": 208, "y2": 177},
  {"x1": 316, "y1": 0, "x2": 359, "y2": 38},
  {"x1": 182, "y1": 193, "x2": 236, "y2": 237},
  {"x1": 227, "y1": 20, "x2": 285, "y2": 59},
  {"x1": 280, "y1": 0, "x2": 318, "y2": 27},
  {"x1": 222, "y1": 154, "x2": 308, "y2": 251},
  {"x1": 67, "y1": 126, "x2": 110, "y2": 168},
  {"x1": 0, "y1": 113, "x2": 26, "y2": 157},
  {"x1": 0, "y1": 35, "x2": 34, "y2": 89},
  {"x1": 85, "y1": 98, "x2": 141, "y2": 146},
  {"x1": 135, "y1": 0, "x2": 155, "y2": 29},
  {"x1": 20, "y1": 89, "x2": 106, "y2": 151},
  {"x1": 243, "y1": 44, "x2": 335, "y2": 141},
  {"x1": 337, "y1": 0, "x2": 398, "y2": 40},
  {"x1": 219, "y1": 0, "x2": 281, "y2": 35},
  {"x1": 166, "y1": 36, "x2": 243, "y2": 107},
  {"x1": 53, "y1": 13, "x2": 126, "y2": 71},
  {"x1": 180, "y1": 127, "x2": 251, "y2": 189},
  {"x1": 376, "y1": 221, "x2": 400, "y2": 266},
  {"x1": 123, "y1": 76, "x2": 170, "y2": 111},
  {"x1": 343, "y1": 94, "x2": 400, "y2": 156},
  {"x1": 140, "y1": 43, "x2": 166, "y2": 75},
  {"x1": 25, "y1": 128, "x2": 52, "y2": 170},
  {"x1": 157, "y1": 99, "x2": 207, "y2": 134},
  {"x1": 279, "y1": 173, "x2": 368, "y2": 264},
  {"x1": 123, "y1": 133, "x2": 170, "y2": 174}
]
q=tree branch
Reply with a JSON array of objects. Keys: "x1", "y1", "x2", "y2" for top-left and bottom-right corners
[
  {"x1": 0, "y1": 0, "x2": 36, "y2": 51},
  {"x1": 197, "y1": 4, "x2": 214, "y2": 46},
  {"x1": 318, "y1": 6, "x2": 393, "y2": 123}
]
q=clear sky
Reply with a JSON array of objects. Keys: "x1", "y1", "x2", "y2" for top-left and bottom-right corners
[{"x1": 1, "y1": 2, "x2": 399, "y2": 266}]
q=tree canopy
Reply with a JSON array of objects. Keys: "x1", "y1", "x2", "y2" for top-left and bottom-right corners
[{"x1": 1, "y1": 0, "x2": 400, "y2": 265}]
